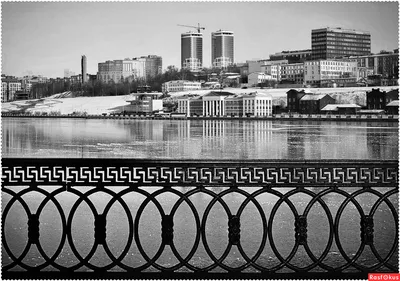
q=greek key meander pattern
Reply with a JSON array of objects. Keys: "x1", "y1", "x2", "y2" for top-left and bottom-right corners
[
  {"x1": 2, "y1": 159, "x2": 398, "y2": 277},
  {"x1": 2, "y1": 165, "x2": 398, "y2": 185}
]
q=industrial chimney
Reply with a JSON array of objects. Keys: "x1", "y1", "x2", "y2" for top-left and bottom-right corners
[{"x1": 81, "y1": 55, "x2": 87, "y2": 83}]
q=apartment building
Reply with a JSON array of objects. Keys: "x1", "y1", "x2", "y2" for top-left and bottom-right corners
[
  {"x1": 1, "y1": 77, "x2": 22, "y2": 102},
  {"x1": 98, "y1": 59, "x2": 146, "y2": 83},
  {"x1": 355, "y1": 50, "x2": 399, "y2": 79},
  {"x1": 304, "y1": 59, "x2": 358, "y2": 86},
  {"x1": 280, "y1": 63, "x2": 305, "y2": 84}
]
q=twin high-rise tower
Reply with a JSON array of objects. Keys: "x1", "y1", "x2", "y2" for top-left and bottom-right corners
[{"x1": 181, "y1": 28, "x2": 234, "y2": 71}]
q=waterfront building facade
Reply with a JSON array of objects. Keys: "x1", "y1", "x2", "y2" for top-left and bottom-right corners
[
  {"x1": 181, "y1": 32, "x2": 203, "y2": 72},
  {"x1": 177, "y1": 96, "x2": 203, "y2": 116},
  {"x1": 270, "y1": 49, "x2": 312, "y2": 63},
  {"x1": 202, "y1": 92, "x2": 233, "y2": 117},
  {"x1": 321, "y1": 104, "x2": 361, "y2": 115},
  {"x1": 287, "y1": 89, "x2": 309, "y2": 112},
  {"x1": 386, "y1": 100, "x2": 399, "y2": 115},
  {"x1": 177, "y1": 91, "x2": 272, "y2": 117},
  {"x1": 366, "y1": 88, "x2": 399, "y2": 110},
  {"x1": 304, "y1": 59, "x2": 358, "y2": 86},
  {"x1": 299, "y1": 94, "x2": 336, "y2": 114},
  {"x1": 161, "y1": 80, "x2": 201, "y2": 93},
  {"x1": 280, "y1": 63, "x2": 305, "y2": 84},
  {"x1": 243, "y1": 92, "x2": 273, "y2": 117},
  {"x1": 125, "y1": 93, "x2": 163, "y2": 114},
  {"x1": 211, "y1": 30, "x2": 234, "y2": 68},
  {"x1": 224, "y1": 95, "x2": 244, "y2": 116},
  {"x1": 312, "y1": 27, "x2": 371, "y2": 60}
]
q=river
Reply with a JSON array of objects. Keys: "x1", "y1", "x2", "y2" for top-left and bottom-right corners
[{"x1": 1, "y1": 118, "x2": 398, "y2": 159}]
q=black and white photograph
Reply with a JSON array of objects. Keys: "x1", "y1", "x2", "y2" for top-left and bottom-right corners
[{"x1": 1, "y1": 1, "x2": 399, "y2": 279}]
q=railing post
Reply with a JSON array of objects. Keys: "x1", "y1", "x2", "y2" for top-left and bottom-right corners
[
  {"x1": 360, "y1": 215, "x2": 374, "y2": 245},
  {"x1": 94, "y1": 214, "x2": 107, "y2": 245},
  {"x1": 295, "y1": 215, "x2": 307, "y2": 245},
  {"x1": 162, "y1": 215, "x2": 174, "y2": 245},
  {"x1": 28, "y1": 214, "x2": 40, "y2": 244},
  {"x1": 228, "y1": 215, "x2": 240, "y2": 245}
]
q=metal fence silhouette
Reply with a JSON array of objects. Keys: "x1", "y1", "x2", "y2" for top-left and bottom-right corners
[{"x1": 2, "y1": 158, "x2": 398, "y2": 279}]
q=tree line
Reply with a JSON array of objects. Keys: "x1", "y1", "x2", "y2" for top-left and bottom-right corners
[{"x1": 30, "y1": 65, "x2": 244, "y2": 99}]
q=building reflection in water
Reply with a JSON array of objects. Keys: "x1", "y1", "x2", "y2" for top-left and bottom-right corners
[
  {"x1": 286, "y1": 122, "x2": 305, "y2": 159},
  {"x1": 2, "y1": 118, "x2": 398, "y2": 160},
  {"x1": 366, "y1": 123, "x2": 399, "y2": 160}
]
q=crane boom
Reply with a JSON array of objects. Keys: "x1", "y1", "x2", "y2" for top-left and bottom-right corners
[{"x1": 177, "y1": 23, "x2": 205, "y2": 33}]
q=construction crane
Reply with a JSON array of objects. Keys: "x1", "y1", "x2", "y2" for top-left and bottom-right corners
[{"x1": 177, "y1": 23, "x2": 205, "y2": 33}]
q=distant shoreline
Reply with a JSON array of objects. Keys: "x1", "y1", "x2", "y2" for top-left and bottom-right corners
[{"x1": 2, "y1": 114, "x2": 398, "y2": 122}]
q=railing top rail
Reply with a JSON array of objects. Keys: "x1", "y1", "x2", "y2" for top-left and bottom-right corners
[{"x1": 2, "y1": 158, "x2": 398, "y2": 187}]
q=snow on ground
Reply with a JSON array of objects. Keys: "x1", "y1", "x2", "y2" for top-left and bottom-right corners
[
  {"x1": 1, "y1": 86, "x2": 398, "y2": 114},
  {"x1": 2, "y1": 94, "x2": 137, "y2": 115}
]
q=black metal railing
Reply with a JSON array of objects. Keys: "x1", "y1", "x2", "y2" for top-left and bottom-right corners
[{"x1": 1, "y1": 158, "x2": 398, "y2": 279}]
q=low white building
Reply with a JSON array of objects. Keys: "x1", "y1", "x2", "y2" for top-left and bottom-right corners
[
  {"x1": 125, "y1": 92, "x2": 163, "y2": 114},
  {"x1": 162, "y1": 80, "x2": 202, "y2": 93},
  {"x1": 177, "y1": 91, "x2": 273, "y2": 117},
  {"x1": 243, "y1": 92, "x2": 273, "y2": 117},
  {"x1": 248, "y1": 73, "x2": 274, "y2": 86}
]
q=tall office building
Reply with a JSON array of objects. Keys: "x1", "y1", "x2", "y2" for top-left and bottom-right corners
[
  {"x1": 312, "y1": 27, "x2": 371, "y2": 60},
  {"x1": 211, "y1": 30, "x2": 234, "y2": 68},
  {"x1": 81, "y1": 55, "x2": 87, "y2": 83},
  {"x1": 181, "y1": 32, "x2": 203, "y2": 72}
]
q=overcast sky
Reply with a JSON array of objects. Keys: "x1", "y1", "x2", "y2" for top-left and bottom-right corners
[{"x1": 2, "y1": 1, "x2": 399, "y2": 78}]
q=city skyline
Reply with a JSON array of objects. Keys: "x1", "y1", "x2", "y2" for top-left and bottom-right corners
[{"x1": 2, "y1": 1, "x2": 399, "y2": 78}]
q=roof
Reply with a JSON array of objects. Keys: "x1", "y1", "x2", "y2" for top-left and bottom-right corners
[
  {"x1": 336, "y1": 104, "x2": 361, "y2": 108},
  {"x1": 321, "y1": 104, "x2": 361, "y2": 111},
  {"x1": 225, "y1": 95, "x2": 244, "y2": 100},
  {"x1": 204, "y1": 91, "x2": 236, "y2": 97},
  {"x1": 245, "y1": 92, "x2": 272, "y2": 98},
  {"x1": 131, "y1": 92, "x2": 162, "y2": 96},
  {"x1": 359, "y1": 109, "x2": 386, "y2": 113},
  {"x1": 300, "y1": 94, "x2": 328, "y2": 101},
  {"x1": 386, "y1": 100, "x2": 399, "y2": 107},
  {"x1": 320, "y1": 104, "x2": 338, "y2": 111},
  {"x1": 176, "y1": 95, "x2": 202, "y2": 100},
  {"x1": 226, "y1": 75, "x2": 241, "y2": 79}
]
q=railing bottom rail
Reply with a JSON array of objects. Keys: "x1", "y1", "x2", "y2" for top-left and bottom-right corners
[{"x1": 2, "y1": 271, "x2": 371, "y2": 280}]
